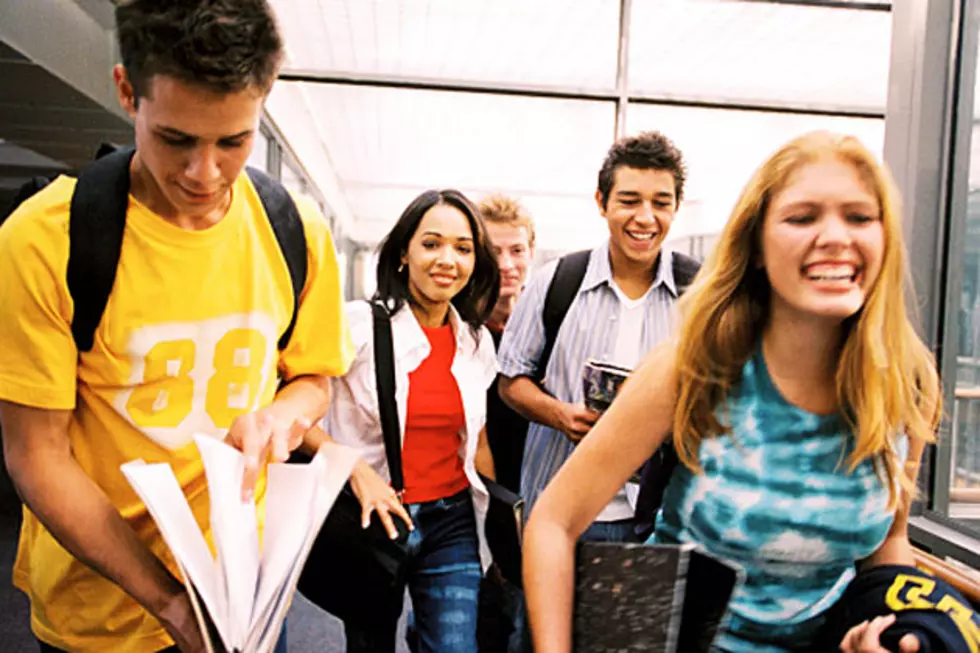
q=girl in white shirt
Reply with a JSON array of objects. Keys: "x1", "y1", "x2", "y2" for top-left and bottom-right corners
[{"x1": 314, "y1": 189, "x2": 500, "y2": 652}]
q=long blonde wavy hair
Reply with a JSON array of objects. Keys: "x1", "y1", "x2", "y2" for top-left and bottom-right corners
[{"x1": 672, "y1": 131, "x2": 941, "y2": 509}]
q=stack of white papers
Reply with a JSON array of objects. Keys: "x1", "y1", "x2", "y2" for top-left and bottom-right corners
[{"x1": 122, "y1": 434, "x2": 360, "y2": 653}]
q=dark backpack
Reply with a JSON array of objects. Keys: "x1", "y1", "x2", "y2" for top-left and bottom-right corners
[
  {"x1": 536, "y1": 248, "x2": 701, "y2": 541},
  {"x1": 1, "y1": 145, "x2": 308, "y2": 352},
  {"x1": 537, "y1": 248, "x2": 701, "y2": 380}
]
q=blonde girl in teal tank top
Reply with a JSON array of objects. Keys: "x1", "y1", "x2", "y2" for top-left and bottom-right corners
[
  {"x1": 651, "y1": 346, "x2": 908, "y2": 651},
  {"x1": 519, "y1": 131, "x2": 942, "y2": 653}
]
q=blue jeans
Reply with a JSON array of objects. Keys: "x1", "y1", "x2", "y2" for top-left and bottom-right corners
[
  {"x1": 477, "y1": 566, "x2": 531, "y2": 653},
  {"x1": 579, "y1": 518, "x2": 640, "y2": 543},
  {"x1": 344, "y1": 489, "x2": 482, "y2": 653}
]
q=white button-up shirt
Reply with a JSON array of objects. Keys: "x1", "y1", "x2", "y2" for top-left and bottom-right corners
[{"x1": 323, "y1": 299, "x2": 499, "y2": 568}]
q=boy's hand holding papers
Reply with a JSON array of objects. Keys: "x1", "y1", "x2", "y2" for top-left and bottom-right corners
[{"x1": 122, "y1": 434, "x2": 359, "y2": 653}]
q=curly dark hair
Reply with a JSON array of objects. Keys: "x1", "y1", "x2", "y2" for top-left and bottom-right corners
[
  {"x1": 375, "y1": 190, "x2": 500, "y2": 333},
  {"x1": 597, "y1": 131, "x2": 687, "y2": 209},
  {"x1": 115, "y1": 0, "x2": 284, "y2": 101}
]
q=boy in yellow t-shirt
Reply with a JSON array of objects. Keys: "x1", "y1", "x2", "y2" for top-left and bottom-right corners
[{"x1": 0, "y1": 1, "x2": 354, "y2": 651}]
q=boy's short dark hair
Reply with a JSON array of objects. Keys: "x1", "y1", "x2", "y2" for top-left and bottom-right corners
[
  {"x1": 597, "y1": 131, "x2": 687, "y2": 209},
  {"x1": 115, "y1": 0, "x2": 284, "y2": 101}
]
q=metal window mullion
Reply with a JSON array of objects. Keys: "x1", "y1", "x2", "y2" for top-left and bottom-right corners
[
  {"x1": 884, "y1": 0, "x2": 967, "y2": 521},
  {"x1": 267, "y1": 134, "x2": 283, "y2": 182},
  {"x1": 932, "y1": 0, "x2": 978, "y2": 518},
  {"x1": 614, "y1": 0, "x2": 632, "y2": 139},
  {"x1": 278, "y1": 70, "x2": 883, "y2": 118},
  {"x1": 734, "y1": 0, "x2": 891, "y2": 11}
]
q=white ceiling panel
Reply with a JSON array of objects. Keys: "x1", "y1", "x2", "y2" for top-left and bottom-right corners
[
  {"x1": 628, "y1": 0, "x2": 891, "y2": 113},
  {"x1": 296, "y1": 84, "x2": 614, "y2": 192},
  {"x1": 271, "y1": 0, "x2": 621, "y2": 90},
  {"x1": 289, "y1": 82, "x2": 619, "y2": 248},
  {"x1": 268, "y1": 1, "x2": 894, "y2": 250},
  {"x1": 626, "y1": 103, "x2": 885, "y2": 236}
]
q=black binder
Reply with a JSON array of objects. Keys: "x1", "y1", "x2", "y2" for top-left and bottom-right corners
[{"x1": 573, "y1": 542, "x2": 741, "y2": 653}]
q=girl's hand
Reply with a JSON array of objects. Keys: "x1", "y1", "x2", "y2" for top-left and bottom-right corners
[
  {"x1": 348, "y1": 460, "x2": 413, "y2": 539},
  {"x1": 839, "y1": 614, "x2": 920, "y2": 653}
]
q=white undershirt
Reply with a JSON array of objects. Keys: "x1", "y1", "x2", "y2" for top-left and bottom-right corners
[
  {"x1": 595, "y1": 280, "x2": 652, "y2": 522},
  {"x1": 610, "y1": 282, "x2": 649, "y2": 370}
]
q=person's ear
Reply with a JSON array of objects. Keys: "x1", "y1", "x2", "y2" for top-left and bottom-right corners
[{"x1": 113, "y1": 65, "x2": 138, "y2": 119}]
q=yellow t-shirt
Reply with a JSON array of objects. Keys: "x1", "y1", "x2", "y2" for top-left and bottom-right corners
[{"x1": 0, "y1": 173, "x2": 354, "y2": 652}]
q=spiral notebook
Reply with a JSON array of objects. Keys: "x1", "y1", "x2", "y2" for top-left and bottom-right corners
[{"x1": 573, "y1": 541, "x2": 741, "y2": 653}]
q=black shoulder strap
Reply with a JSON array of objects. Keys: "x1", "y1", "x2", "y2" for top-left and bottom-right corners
[
  {"x1": 372, "y1": 301, "x2": 404, "y2": 492},
  {"x1": 538, "y1": 249, "x2": 591, "y2": 382},
  {"x1": 2, "y1": 176, "x2": 52, "y2": 227},
  {"x1": 66, "y1": 157, "x2": 309, "y2": 354},
  {"x1": 246, "y1": 167, "x2": 308, "y2": 351},
  {"x1": 67, "y1": 148, "x2": 135, "y2": 352},
  {"x1": 671, "y1": 251, "x2": 701, "y2": 295},
  {"x1": 631, "y1": 251, "x2": 703, "y2": 541}
]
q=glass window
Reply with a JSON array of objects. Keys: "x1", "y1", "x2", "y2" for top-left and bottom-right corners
[
  {"x1": 628, "y1": 1, "x2": 891, "y2": 114},
  {"x1": 354, "y1": 250, "x2": 378, "y2": 300},
  {"x1": 247, "y1": 128, "x2": 270, "y2": 172},
  {"x1": 271, "y1": 0, "x2": 620, "y2": 90},
  {"x1": 626, "y1": 103, "x2": 884, "y2": 239},
  {"x1": 280, "y1": 157, "x2": 307, "y2": 196},
  {"x1": 335, "y1": 249, "x2": 349, "y2": 300},
  {"x1": 941, "y1": 22, "x2": 980, "y2": 539},
  {"x1": 296, "y1": 83, "x2": 616, "y2": 252}
]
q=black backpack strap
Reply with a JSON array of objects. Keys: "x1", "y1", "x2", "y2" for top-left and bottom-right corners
[
  {"x1": 372, "y1": 301, "x2": 404, "y2": 493},
  {"x1": 670, "y1": 251, "x2": 701, "y2": 294},
  {"x1": 2, "y1": 177, "x2": 52, "y2": 227},
  {"x1": 537, "y1": 249, "x2": 591, "y2": 382},
  {"x1": 631, "y1": 252, "x2": 702, "y2": 540},
  {"x1": 246, "y1": 167, "x2": 308, "y2": 351},
  {"x1": 67, "y1": 147, "x2": 135, "y2": 352}
]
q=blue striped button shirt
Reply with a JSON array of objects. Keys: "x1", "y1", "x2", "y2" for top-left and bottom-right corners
[{"x1": 497, "y1": 242, "x2": 681, "y2": 518}]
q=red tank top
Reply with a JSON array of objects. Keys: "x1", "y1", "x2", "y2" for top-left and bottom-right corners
[{"x1": 401, "y1": 322, "x2": 470, "y2": 504}]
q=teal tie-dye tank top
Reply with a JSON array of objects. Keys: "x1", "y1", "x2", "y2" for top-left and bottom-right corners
[{"x1": 651, "y1": 347, "x2": 905, "y2": 652}]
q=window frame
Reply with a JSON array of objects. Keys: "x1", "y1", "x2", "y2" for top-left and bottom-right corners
[{"x1": 886, "y1": 0, "x2": 980, "y2": 568}]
